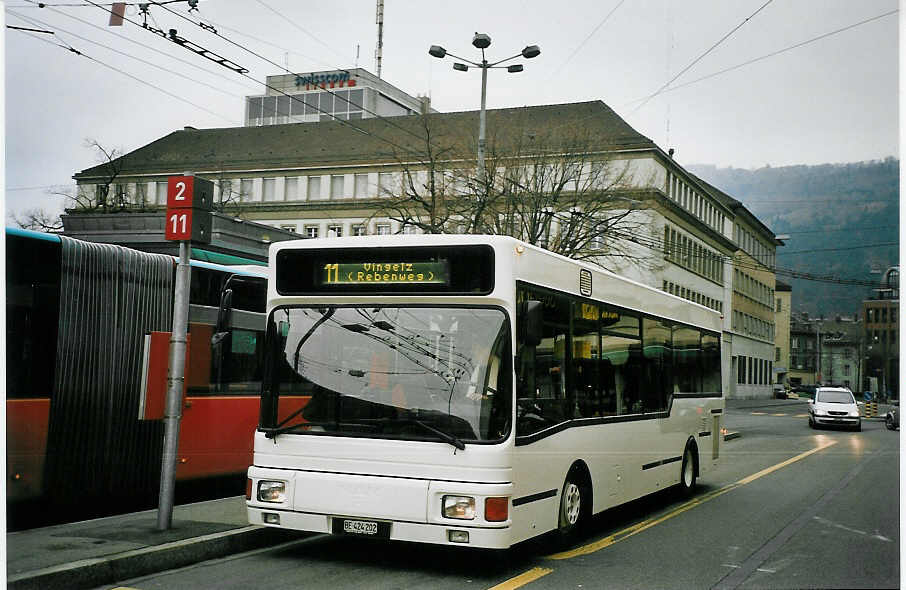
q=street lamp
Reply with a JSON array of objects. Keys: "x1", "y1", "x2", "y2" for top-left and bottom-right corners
[{"x1": 429, "y1": 34, "x2": 540, "y2": 186}]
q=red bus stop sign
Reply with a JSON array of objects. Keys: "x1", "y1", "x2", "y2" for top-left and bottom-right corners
[{"x1": 165, "y1": 175, "x2": 213, "y2": 243}]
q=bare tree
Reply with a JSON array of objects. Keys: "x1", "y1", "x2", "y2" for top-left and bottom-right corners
[
  {"x1": 372, "y1": 114, "x2": 462, "y2": 234},
  {"x1": 8, "y1": 207, "x2": 64, "y2": 232},
  {"x1": 66, "y1": 139, "x2": 131, "y2": 213},
  {"x1": 375, "y1": 116, "x2": 663, "y2": 273}
]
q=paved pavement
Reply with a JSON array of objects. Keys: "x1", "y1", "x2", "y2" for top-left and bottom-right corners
[
  {"x1": 6, "y1": 496, "x2": 301, "y2": 590},
  {"x1": 6, "y1": 398, "x2": 894, "y2": 590}
]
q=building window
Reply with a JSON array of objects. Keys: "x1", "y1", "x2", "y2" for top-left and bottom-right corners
[
  {"x1": 843, "y1": 365, "x2": 851, "y2": 376},
  {"x1": 375, "y1": 223, "x2": 391, "y2": 235},
  {"x1": 775, "y1": 347, "x2": 781, "y2": 362},
  {"x1": 280, "y1": 224, "x2": 297, "y2": 233},
  {"x1": 304, "y1": 225, "x2": 319, "y2": 238},
  {"x1": 327, "y1": 224, "x2": 343, "y2": 237},
  {"x1": 378, "y1": 172, "x2": 394, "y2": 196},
  {"x1": 351, "y1": 224, "x2": 367, "y2": 236},
  {"x1": 330, "y1": 175, "x2": 346, "y2": 199},
  {"x1": 354, "y1": 173, "x2": 370, "y2": 198},
  {"x1": 776, "y1": 298, "x2": 782, "y2": 312},
  {"x1": 307, "y1": 176, "x2": 322, "y2": 200},
  {"x1": 156, "y1": 181, "x2": 168, "y2": 204},
  {"x1": 262, "y1": 178, "x2": 276, "y2": 201},
  {"x1": 240, "y1": 178, "x2": 254, "y2": 201},
  {"x1": 401, "y1": 225, "x2": 418, "y2": 235},
  {"x1": 285, "y1": 177, "x2": 299, "y2": 200}
]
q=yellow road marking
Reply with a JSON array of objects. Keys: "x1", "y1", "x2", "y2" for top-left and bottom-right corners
[
  {"x1": 794, "y1": 414, "x2": 808, "y2": 418},
  {"x1": 546, "y1": 440, "x2": 838, "y2": 560},
  {"x1": 751, "y1": 412, "x2": 767, "y2": 415},
  {"x1": 487, "y1": 567, "x2": 554, "y2": 590},
  {"x1": 771, "y1": 413, "x2": 788, "y2": 416}
]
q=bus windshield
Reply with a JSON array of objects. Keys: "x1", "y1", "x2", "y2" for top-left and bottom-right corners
[{"x1": 264, "y1": 306, "x2": 511, "y2": 444}]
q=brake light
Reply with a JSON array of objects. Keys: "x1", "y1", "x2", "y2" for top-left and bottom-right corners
[{"x1": 485, "y1": 497, "x2": 509, "y2": 522}]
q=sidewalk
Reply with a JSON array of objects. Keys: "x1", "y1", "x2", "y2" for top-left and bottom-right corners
[{"x1": 6, "y1": 496, "x2": 301, "y2": 590}]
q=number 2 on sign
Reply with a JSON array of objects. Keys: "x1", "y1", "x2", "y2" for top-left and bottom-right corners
[
  {"x1": 173, "y1": 181, "x2": 186, "y2": 200},
  {"x1": 169, "y1": 212, "x2": 187, "y2": 234}
]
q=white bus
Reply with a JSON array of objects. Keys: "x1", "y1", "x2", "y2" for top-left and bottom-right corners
[{"x1": 247, "y1": 235, "x2": 724, "y2": 549}]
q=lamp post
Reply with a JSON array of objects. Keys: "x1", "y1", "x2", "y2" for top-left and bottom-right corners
[{"x1": 429, "y1": 34, "x2": 540, "y2": 187}]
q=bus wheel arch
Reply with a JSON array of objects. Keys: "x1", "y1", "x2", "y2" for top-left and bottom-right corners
[{"x1": 557, "y1": 460, "x2": 593, "y2": 536}]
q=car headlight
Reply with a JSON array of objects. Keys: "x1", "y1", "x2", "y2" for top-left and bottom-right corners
[
  {"x1": 257, "y1": 480, "x2": 286, "y2": 503},
  {"x1": 850, "y1": 410, "x2": 861, "y2": 417},
  {"x1": 813, "y1": 409, "x2": 825, "y2": 416},
  {"x1": 443, "y1": 495, "x2": 476, "y2": 520}
]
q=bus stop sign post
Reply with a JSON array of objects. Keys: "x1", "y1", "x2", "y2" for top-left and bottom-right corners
[{"x1": 158, "y1": 174, "x2": 213, "y2": 530}]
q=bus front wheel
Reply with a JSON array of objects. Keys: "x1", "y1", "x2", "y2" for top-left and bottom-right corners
[{"x1": 556, "y1": 469, "x2": 590, "y2": 543}]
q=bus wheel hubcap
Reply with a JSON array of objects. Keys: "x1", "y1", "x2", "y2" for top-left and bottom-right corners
[{"x1": 563, "y1": 482, "x2": 581, "y2": 525}]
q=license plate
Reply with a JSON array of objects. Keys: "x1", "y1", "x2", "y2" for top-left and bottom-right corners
[{"x1": 332, "y1": 518, "x2": 390, "y2": 538}]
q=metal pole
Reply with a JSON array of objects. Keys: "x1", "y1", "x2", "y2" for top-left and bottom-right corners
[
  {"x1": 158, "y1": 240, "x2": 191, "y2": 530},
  {"x1": 477, "y1": 60, "x2": 488, "y2": 187}
]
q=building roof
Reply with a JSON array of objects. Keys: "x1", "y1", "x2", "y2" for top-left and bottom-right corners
[{"x1": 74, "y1": 101, "x2": 658, "y2": 179}]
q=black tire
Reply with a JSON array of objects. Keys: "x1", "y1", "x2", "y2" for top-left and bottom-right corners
[
  {"x1": 556, "y1": 470, "x2": 589, "y2": 544},
  {"x1": 886, "y1": 415, "x2": 895, "y2": 430},
  {"x1": 678, "y1": 445, "x2": 697, "y2": 497},
  {"x1": 808, "y1": 416, "x2": 815, "y2": 429},
  {"x1": 853, "y1": 421, "x2": 862, "y2": 432}
]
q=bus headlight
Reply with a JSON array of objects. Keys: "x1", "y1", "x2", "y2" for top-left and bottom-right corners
[
  {"x1": 257, "y1": 480, "x2": 286, "y2": 503},
  {"x1": 443, "y1": 495, "x2": 476, "y2": 519}
]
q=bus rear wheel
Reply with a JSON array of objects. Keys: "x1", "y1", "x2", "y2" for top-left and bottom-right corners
[{"x1": 678, "y1": 445, "x2": 697, "y2": 497}]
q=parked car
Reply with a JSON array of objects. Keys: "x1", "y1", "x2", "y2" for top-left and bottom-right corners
[
  {"x1": 885, "y1": 401, "x2": 899, "y2": 430},
  {"x1": 772, "y1": 384, "x2": 788, "y2": 399},
  {"x1": 808, "y1": 386, "x2": 861, "y2": 431},
  {"x1": 793, "y1": 384, "x2": 817, "y2": 399}
]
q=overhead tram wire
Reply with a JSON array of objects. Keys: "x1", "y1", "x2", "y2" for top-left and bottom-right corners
[
  {"x1": 7, "y1": 18, "x2": 234, "y2": 123},
  {"x1": 149, "y1": 1, "x2": 438, "y2": 148},
  {"x1": 623, "y1": 8, "x2": 899, "y2": 107},
  {"x1": 20, "y1": 0, "x2": 260, "y2": 93},
  {"x1": 631, "y1": 0, "x2": 774, "y2": 114},
  {"x1": 8, "y1": 8, "x2": 246, "y2": 99},
  {"x1": 552, "y1": 0, "x2": 626, "y2": 73},
  {"x1": 81, "y1": 1, "x2": 438, "y2": 162},
  {"x1": 251, "y1": 0, "x2": 350, "y2": 64}
]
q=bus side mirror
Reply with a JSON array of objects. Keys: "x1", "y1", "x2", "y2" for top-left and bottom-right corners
[
  {"x1": 216, "y1": 288, "x2": 234, "y2": 334},
  {"x1": 522, "y1": 300, "x2": 543, "y2": 347}
]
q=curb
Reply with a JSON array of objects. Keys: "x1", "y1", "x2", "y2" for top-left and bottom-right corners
[
  {"x1": 723, "y1": 431, "x2": 741, "y2": 441},
  {"x1": 7, "y1": 526, "x2": 300, "y2": 590}
]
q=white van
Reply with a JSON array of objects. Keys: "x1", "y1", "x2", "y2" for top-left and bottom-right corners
[{"x1": 808, "y1": 387, "x2": 861, "y2": 431}]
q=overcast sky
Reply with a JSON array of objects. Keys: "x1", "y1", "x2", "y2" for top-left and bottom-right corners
[{"x1": 3, "y1": 0, "x2": 899, "y2": 221}]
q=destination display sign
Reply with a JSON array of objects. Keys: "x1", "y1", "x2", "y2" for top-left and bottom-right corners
[
  {"x1": 321, "y1": 261, "x2": 449, "y2": 286},
  {"x1": 275, "y1": 245, "x2": 494, "y2": 295}
]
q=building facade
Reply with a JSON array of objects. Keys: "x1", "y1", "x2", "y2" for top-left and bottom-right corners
[
  {"x1": 72, "y1": 100, "x2": 781, "y2": 398},
  {"x1": 773, "y1": 281, "x2": 792, "y2": 387},
  {"x1": 863, "y1": 267, "x2": 899, "y2": 398},
  {"x1": 245, "y1": 69, "x2": 432, "y2": 127}
]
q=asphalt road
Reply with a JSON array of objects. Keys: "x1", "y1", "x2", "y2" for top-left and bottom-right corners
[{"x1": 100, "y1": 400, "x2": 900, "y2": 590}]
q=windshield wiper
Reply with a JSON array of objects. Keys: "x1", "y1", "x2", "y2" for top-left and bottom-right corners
[
  {"x1": 263, "y1": 420, "x2": 332, "y2": 440},
  {"x1": 391, "y1": 417, "x2": 466, "y2": 450}
]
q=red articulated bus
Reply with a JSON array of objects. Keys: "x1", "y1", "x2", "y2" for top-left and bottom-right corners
[{"x1": 6, "y1": 227, "x2": 268, "y2": 524}]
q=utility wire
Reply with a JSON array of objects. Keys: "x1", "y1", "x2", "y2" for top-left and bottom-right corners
[
  {"x1": 632, "y1": 0, "x2": 774, "y2": 113},
  {"x1": 251, "y1": 0, "x2": 349, "y2": 63},
  {"x1": 555, "y1": 0, "x2": 625, "y2": 73},
  {"x1": 77, "y1": 0, "x2": 432, "y2": 162},
  {"x1": 20, "y1": 0, "x2": 259, "y2": 92},
  {"x1": 150, "y1": 1, "x2": 436, "y2": 150},
  {"x1": 8, "y1": 8, "x2": 244, "y2": 99},
  {"x1": 625, "y1": 8, "x2": 899, "y2": 105},
  {"x1": 8, "y1": 20, "x2": 234, "y2": 122}
]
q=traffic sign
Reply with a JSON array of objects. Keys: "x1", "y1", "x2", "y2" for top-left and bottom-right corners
[{"x1": 167, "y1": 175, "x2": 214, "y2": 210}]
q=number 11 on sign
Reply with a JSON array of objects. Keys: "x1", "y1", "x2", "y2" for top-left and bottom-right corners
[{"x1": 165, "y1": 209, "x2": 193, "y2": 241}]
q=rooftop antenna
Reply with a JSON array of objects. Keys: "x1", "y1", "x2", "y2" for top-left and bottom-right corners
[
  {"x1": 355, "y1": 44, "x2": 360, "y2": 69},
  {"x1": 375, "y1": 0, "x2": 384, "y2": 78}
]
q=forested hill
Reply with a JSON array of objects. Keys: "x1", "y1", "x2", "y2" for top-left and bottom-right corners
[{"x1": 688, "y1": 158, "x2": 899, "y2": 318}]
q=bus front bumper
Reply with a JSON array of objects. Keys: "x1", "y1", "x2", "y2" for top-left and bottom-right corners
[{"x1": 248, "y1": 506, "x2": 513, "y2": 549}]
